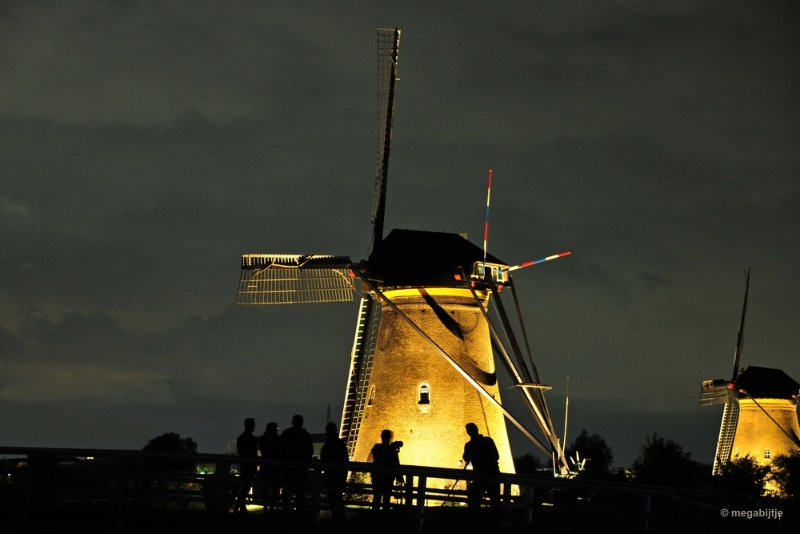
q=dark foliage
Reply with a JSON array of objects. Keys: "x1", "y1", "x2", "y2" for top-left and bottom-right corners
[
  {"x1": 771, "y1": 450, "x2": 800, "y2": 499},
  {"x1": 143, "y1": 432, "x2": 198, "y2": 473},
  {"x1": 566, "y1": 429, "x2": 614, "y2": 474},
  {"x1": 144, "y1": 432, "x2": 198, "y2": 454},
  {"x1": 712, "y1": 455, "x2": 770, "y2": 497},
  {"x1": 514, "y1": 452, "x2": 544, "y2": 475},
  {"x1": 631, "y1": 433, "x2": 704, "y2": 488}
]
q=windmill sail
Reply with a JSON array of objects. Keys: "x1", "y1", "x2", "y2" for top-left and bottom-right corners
[
  {"x1": 713, "y1": 398, "x2": 740, "y2": 475},
  {"x1": 339, "y1": 295, "x2": 382, "y2": 457},
  {"x1": 701, "y1": 268, "x2": 751, "y2": 475},
  {"x1": 698, "y1": 379, "x2": 731, "y2": 406},
  {"x1": 371, "y1": 28, "x2": 401, "y2": 248},
  {"x1": 237, "y1": 254, "x2": 355, "y2": 305}
]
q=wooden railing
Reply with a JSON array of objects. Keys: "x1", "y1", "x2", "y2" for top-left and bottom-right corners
[{"x1": 0, "y1": 446, "x2": 764, "y2": 533}]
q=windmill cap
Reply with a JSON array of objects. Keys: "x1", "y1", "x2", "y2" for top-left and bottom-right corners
[
  {"x1": 367, "y1": 229, "x2": 506, "y2": 287},
  {"x1": 734, "y1": 366, "x2": 800, "y2": 400}
]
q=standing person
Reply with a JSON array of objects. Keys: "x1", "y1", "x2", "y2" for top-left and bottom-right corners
[
  {"x1": 462, "y1": 422, "x2": 500, "y2": 513},
  {"x1": 368, "y1": 429, "x2": 403, "y2": 511},
  {"x1": 260, "y1": 422, "x2": 282, "y2": 509},
  {"x1": 280, "y1": 414, "x2": 313, "y2": 511},
  {"x1": 235, "y1": 418, "x2": 259, "y2": 514},
  {"x1": 320, "y1": 422, "x2": 349, "y2": 524}
]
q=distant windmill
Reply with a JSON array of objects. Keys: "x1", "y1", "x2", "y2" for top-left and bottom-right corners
[
  {"x1": 236, "y1": 28, "x2": 572, "y2": 474},
  {"x1": 699, "y1": 268, "x2": 800, "y2": 475}
]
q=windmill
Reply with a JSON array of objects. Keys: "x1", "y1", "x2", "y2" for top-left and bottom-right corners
[
  {"x1": 236, "y1": 28, "x2": 572, "y2": 474},
  {"x1": 699, "y1": 268, "x2": 800, "y2": 476}
]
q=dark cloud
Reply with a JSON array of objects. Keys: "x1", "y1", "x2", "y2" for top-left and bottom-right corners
[{"x1": 0, "y1": 1, "x2": 797, "y2": 459}]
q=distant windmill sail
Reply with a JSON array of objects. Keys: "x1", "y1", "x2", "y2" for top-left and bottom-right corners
[
  {"x1": 700, "y1": 267, "x2": 751, "y2": 475},
  {"x1": 237, "y1": 254, "x2": 355, "y2": 305}
]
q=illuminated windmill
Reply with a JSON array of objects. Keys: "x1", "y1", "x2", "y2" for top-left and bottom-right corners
[
  {"x1": 236, "y1": 28, "x2": 572, "y2": 473},
  {"x1": 699, "y1": 269, "x2": 800, "y2": 475}
]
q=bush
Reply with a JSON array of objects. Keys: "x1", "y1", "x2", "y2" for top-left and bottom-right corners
[
  {"x1": 566, "y1": 430, "x2": 614, "y2": 475},
  {"x1": 631, "y1": 433, "x2": 704, "y2": 488},
  {"x1": 771, "y1": 450, "x2": 800, "y2": 499}
]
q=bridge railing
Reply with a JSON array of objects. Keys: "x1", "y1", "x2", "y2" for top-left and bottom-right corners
[{"x1": 0, "y1": 446, "x2": 755, "y2": 532}]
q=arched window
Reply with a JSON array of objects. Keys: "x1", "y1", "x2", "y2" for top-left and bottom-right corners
[
  {"x1": 367, "y1": 385, "x2": 376, "y2": 407},
  {"x1": 418, "y1": 383, "x2": 430, "y2": 405}
]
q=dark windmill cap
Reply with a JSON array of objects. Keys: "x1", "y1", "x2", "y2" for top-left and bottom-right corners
[
  {"x1": 734, "y1": 366, "x2": 800, "y2": 400},
  {"x1": 367, "y1": 229, "x2": 507, "y2": 287}
]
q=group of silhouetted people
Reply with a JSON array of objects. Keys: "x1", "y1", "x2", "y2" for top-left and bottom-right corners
[
  {"x1": 234, "y1": 415, "x2": 317, "y2": 514},
  {"x1": 233, "y1": 417, "x2": 501, "y2": 517}
]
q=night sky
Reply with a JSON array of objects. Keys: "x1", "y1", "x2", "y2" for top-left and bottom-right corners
[{"x1": 1, "y1": 1, "x2": 798, "y2": 467}]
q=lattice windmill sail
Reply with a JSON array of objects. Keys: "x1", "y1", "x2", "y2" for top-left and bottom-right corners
[
  {"x1": 237, "y1": 255, "x2": 355, "y2": 305},
  {"x1": 699, "y1": 269, "x2": 800, "y2": 477},
  {"x1": 236, "y1": 28, "x2": 574, "y2": 475}
]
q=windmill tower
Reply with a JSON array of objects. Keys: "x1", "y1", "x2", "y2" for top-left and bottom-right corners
[
  {"x1": 236, "y1": 28, "x2": 571, "y2": 474},
  {"x1": 699, "y1": 269, "x2": 800, "y2": 476}
]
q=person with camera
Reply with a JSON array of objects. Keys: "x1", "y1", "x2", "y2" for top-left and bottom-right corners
[{"x1": 367, "y1": 429, "x2": 404, "y2": 511}]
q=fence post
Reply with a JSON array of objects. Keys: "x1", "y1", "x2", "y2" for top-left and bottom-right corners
[
  {"x1": 416, "y1": 475, "x2": 426, "y2": 530},
  {"x1": 115, "y1": 459, "x2": 128, "y2": 534},
  {"x1": 644, "y1": 495, "x2": 651, "y2": 533},
  {"x1": 133, "y1": 458, "x2": 143, "y2": 509},
  {"x1": 214, "y1": 459, "x2": 230, "y2": 520},
  {"x1": 525, "y1": 484, "x2": 534, "y2": 524},
  {"x1": 502, "y1": 480, "x2": 511, "y2": 514},
  {"x1": 310, "y1": 463, "x2": 321, "y2": 527},
  {"x1": 24, "y1": 456, "x2": 35, "y2": 532}
]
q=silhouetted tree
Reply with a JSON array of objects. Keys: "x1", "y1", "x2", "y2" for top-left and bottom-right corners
[
  {"x1": 771, "y1": 450, "x2": 800, "y2": 499},
  {"x1": 514, "y1": 453, "x2": 543, "y2": 475},
  {"x1": 143, "y1": 432, "x2": 197, "y2": 473},
  {"x1": 631, "y1": 433, "x2": 703, "y2": 488},
  {"x1": 566, "y1": 429, "x2": 614, "y2": 474},
  {"x1": 712, "y1": 455, "x2": 771, "y2": 497},
  {"x1": 144, "y1": 432, "x2": 197, "y2": 454}
]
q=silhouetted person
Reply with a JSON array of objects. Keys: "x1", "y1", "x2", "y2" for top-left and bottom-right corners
[
  {"x1": 320, "y1": 422, "x2": 349, "y2": 523},
  {"x1": 280, "y1": 414, "x2": 313, "y2": 511},
  {"x1": 235, "y1": 418, "x2": 259, "y2": 514},
  {"x1": 462, "y1": 422, "x2": 500, "y2": 513},
  {"x1": 368, "y1": 429, "x2": 403, "y2": 511},
  {"x1": 260, "y1": 422, "x2": 282, "y2": 509}
]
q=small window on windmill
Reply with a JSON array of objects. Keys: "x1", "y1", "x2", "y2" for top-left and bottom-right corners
[
  {"x1": 367, "y1": 385, "x2": 376, "y2": 407},
  {"x1": 764, "y1": 448, "x2": 770, "y2": 459},
  {"x1": 418, "y1": 384, "x2": 430, "y2": 405}
]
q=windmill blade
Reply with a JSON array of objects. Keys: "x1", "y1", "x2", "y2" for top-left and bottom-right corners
[
  {"x1": 371, "y1": 28, "x2": 401, "y2": 248},
  {"x1": 236, "y1": 254, "x2": 355, "y2": 305},
  {"x1": 501, "y1": 251, "x2": 572, "y2": 273},
  {"x1": 485, "y1": 274, "x2": 567, "y2": 471},
  {"x1": 462, "y1": 268, "x2": 557, "y2": 449},
  {"x1": 339, "y1": 295, "x2": 383, "y2": 457},
  {"x1": 509, "y1": 281, "x2": 556, "y2": 428},
  {"x1": 712, "y1": 397, "x2": 740, "y2": 475},
  {"x1": 698, "y1": 379, "x2": 731, "y2": 407},
  {"x1": 730, "y1": 267, "x2": 751, "y2": 381}
]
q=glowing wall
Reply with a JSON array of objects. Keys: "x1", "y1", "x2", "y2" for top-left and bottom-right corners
[
  {"x1": 731, "y1": 399, "x2": 800, "y2": 464},
  {"x1": 352, "y1": 288, "x2": 515, "y2": 475}
]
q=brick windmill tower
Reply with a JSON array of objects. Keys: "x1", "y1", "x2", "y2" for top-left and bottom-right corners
[
  {"x1": 236, "y1": 29, "x2": 570, "y2": 474},
  {"x1": 699, "y1": 269, "x2": 800, "y2": 476}
]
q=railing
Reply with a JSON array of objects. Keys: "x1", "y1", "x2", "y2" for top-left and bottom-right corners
[{"x1": 0, "y1": 446, "x2": 768, "y2": 533}]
